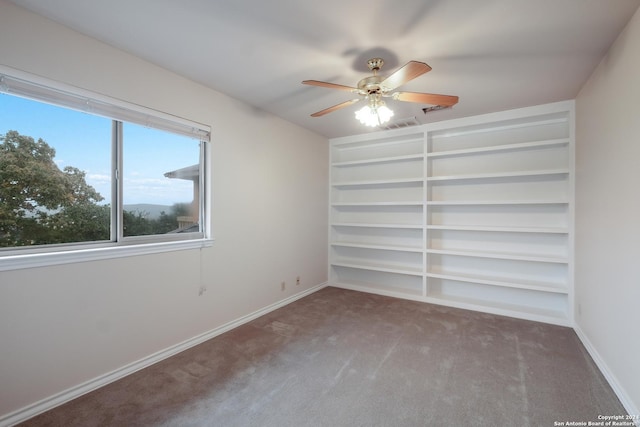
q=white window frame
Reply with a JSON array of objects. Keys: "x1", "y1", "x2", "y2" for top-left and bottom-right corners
[{"x1": 0, "y1": 66, "x2": 213, "y2": 272}]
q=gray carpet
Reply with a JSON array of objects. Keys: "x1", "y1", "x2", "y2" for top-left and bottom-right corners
[{"x1": 21, "y1": 287, "x2": 625, "y2": 426}]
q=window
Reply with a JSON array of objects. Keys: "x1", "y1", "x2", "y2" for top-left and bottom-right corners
[
  {"x1": 0, "y1": 68, "x2": 211, "y2": 269},
  {"x1": 121, "y1": 123, "x2": 203, "y2": 238}
]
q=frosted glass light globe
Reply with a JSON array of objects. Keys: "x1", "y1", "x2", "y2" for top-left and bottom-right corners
[{"x1": 355, "y1": 103, "x2": 394, "y2": 127}]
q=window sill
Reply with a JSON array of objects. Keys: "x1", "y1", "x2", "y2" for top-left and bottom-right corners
[{"x1": 0, "y1": 239, "x2": 214, "y2": 272}]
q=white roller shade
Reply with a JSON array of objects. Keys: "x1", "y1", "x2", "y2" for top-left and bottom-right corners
[{"x1": 0, "y1": 66, "x2": 210, "y2": 142}]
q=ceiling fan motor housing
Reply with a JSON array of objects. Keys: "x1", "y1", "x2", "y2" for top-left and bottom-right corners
[{"x1": 358, "y1": 75, "x2": 384, "y2": 94}]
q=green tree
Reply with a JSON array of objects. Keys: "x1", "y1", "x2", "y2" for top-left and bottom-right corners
[
  {"x1": 124, "y1": 203, "x2": 191, "y2": 236},
  {"x1": 123, "y1": 209, "x2": 156, "y2": 236},
  {"x1": 156, "y1": 203, "x2": 191, "y2": 232},
  {"x1": 0, "y1": 130, "x2": 108, "y2": 246}
]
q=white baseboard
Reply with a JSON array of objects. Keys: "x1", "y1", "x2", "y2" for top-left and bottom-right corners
[
  {"x1": 573, "y1": 323, "x2": 639, "y2": 416},
  {"x1": 0, "y1": 282, "x2": 328, "y2": 427}
]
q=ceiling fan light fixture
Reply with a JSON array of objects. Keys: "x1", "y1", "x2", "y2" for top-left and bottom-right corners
[{"x1": 355, "y1": 101, "x2": 394, "y2": 127}]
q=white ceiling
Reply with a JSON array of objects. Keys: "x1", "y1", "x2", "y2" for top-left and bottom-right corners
[{"x1": 10, "y1": 0, "x2": 640, "y2": 138}]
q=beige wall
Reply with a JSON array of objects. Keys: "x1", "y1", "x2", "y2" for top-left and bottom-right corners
[
  {"x1": 575, "y1": 6, "x2": 640, "y2": 415},
  {"x1": 0, "y1": 0, "x2": 328, "y2": 419}
]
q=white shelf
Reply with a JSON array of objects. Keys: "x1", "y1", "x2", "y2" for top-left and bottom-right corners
[
  {"x1": 332, "y1": 177, "x2": 423, "y2": 187},
  {"x1": 332, "y1": 279, "x2": 424, "y2": 298},
  {"x1": 331, "y1": 260, "x2": 423, "y2": 276},
  {"x1": 426, "y1": 292, "x2": 568, "y2": 325},
  {"x1": 333, "y1": 222, "x2": 424, "y2": 230},
  {"x1": 332, "y1": 242, "x2": 423, "y2": 253},
  {"x1": 333, "y1": 135, "x2": 423, "y2": 149},
  {"x1": 427, "y1": 168, "x2": 569, "y2": 182},
  {"x1": 425, "y1": 248, "x2": 568, "y2": 264},
  {"x1": 426, "y1": 138, "x2": 569, "y2": 158},
  {"x1": 429, "y1": 116, "x2": 567, "y2": 139},
  {"x1": 425, "y1": 271, "x2": 568, "y2": 294},
  {"x1": 427, "y1": 200, "x2": 568, "y2": 206},
  {"x1": 332, "y1": 153, "x2": 423, "y2": 167},
  {"x1": 332, "y1": 201, "x2": 424, "y2": 207},
  {"x1": 426, "y1": 224, "x2": 568, "y2": 234}
]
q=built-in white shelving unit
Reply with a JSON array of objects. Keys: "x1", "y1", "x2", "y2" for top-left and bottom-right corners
[{"x1": 329, "y1": 101, "x2": 574, "y2": 326}]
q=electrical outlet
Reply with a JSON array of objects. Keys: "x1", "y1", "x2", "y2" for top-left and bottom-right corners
[
  {"x1": 281, "y1": 281, "x2": 286, "y2": 291},
  {"x1": 296, "y1": 276, "x2": 300, "y2": 286}
]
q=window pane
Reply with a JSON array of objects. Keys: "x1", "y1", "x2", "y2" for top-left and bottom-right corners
[
  {"x1": 122, "y1": 123, "x2": 201, "y2": 237},
  {"x1": 0, "y1": 93, "x2": 112, "y2": 248}
]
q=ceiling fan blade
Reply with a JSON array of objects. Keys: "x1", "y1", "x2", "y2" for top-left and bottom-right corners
[
  {"x1": 310, "y1": 99, "x2": 361, "y2": 117},
  {"x1": 381, "y1": 61, "x2": 432, "y2": 91},
  {"x1": 302, "y1": 80, "x2": 358, "y2": 92},
  {"x1": 393, "y1": 91, "x2": 459, "y2": 107}
]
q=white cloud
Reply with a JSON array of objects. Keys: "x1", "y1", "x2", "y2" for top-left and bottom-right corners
[{"x1": 87, "y1": 173, "x2": 111, "y2": 183}]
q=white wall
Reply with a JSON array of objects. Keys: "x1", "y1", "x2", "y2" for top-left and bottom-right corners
[
  {"x1": 0, "y1": 0, "x2": 328, "y2": 420},
  {"x1": 575, "y1": 6, "x2": 640, "y2": 415}
]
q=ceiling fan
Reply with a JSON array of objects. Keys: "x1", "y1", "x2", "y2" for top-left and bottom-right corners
[{"x1": 302, "y1": 58, "x2": 459, "y2": 126}]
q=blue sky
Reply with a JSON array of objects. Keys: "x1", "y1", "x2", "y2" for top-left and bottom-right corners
[{"x1": 0, "y1": 93, "x2": 199, "y2": 206}]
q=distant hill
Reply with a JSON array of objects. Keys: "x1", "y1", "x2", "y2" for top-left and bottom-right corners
[{"x1": 123, "y1": 204, "x2": 172, "y2": 219}]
